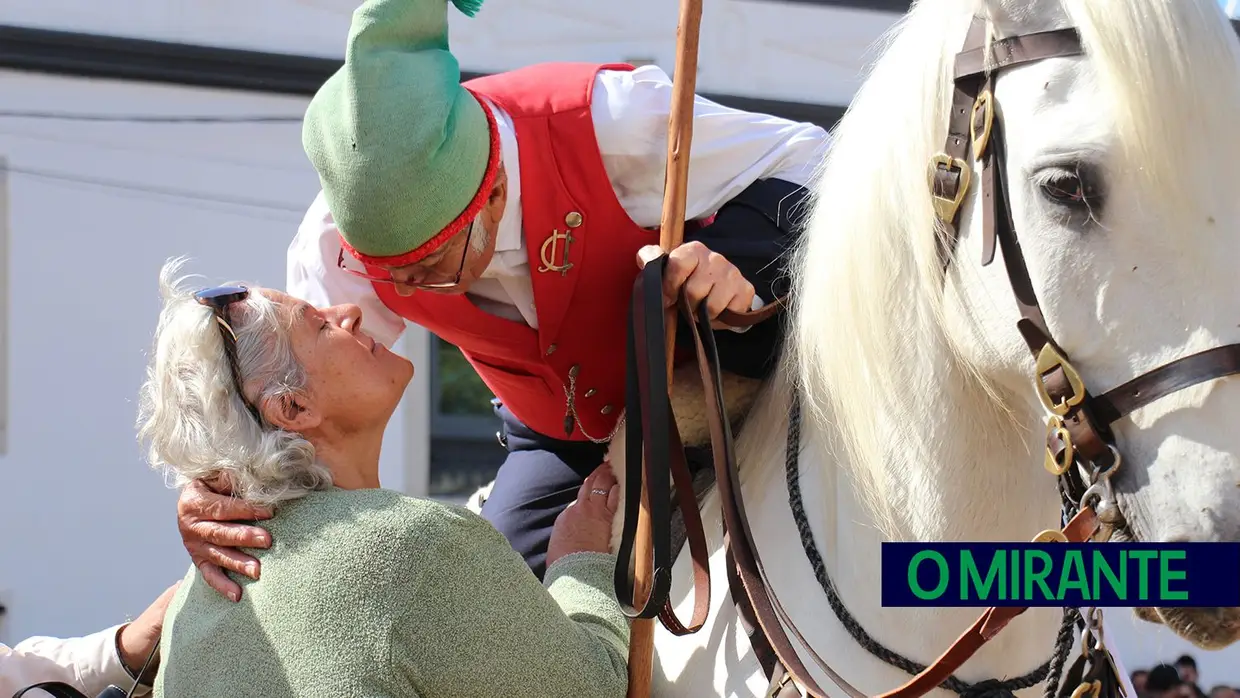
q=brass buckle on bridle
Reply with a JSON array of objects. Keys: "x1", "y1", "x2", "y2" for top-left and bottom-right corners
[
  {"x1": 928, "y1": 153, "x2": 973, "y2": 224},
  {"x1": 1034, "y1": 344, "x2": 1088, "y2": 476},
  {"x1": 1034, "y1": 343, "x2": 1087, "y2": 416}
]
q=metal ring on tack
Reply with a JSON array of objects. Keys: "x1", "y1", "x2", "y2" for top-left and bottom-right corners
[
  {"x1": 1095, "y1": 444, "x2": 1123, "y2": 476},
  {"x1": 1080, "y1": 607, "x2": 1107, "y2": 656},
  {"x1": 1081, "y1": 626, "x2": 1095, "y2": 658},
  {"x1": 1079, "y1": 444, "x2": 1122, "y2": 512},
  {"x1": 1087, "y1": 607, "x2": 1104, "y2": 633},
  {"x1": 1080, "y1": 480, "x2": 1111, "y2": 512}
]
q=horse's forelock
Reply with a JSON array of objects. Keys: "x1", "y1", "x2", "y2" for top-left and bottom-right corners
[
  {"x1": 785, "y1": 0, "x2": 991, "y2": 535},
  {"x1": 1065, "y1": 0, "x2": 1240, "y2": 222}
]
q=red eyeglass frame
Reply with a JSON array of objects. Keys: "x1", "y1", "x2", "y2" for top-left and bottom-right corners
[{"x1": 336, "y1": 235, "x2": 470, "y2": 290}]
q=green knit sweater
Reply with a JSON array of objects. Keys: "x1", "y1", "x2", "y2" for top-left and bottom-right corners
[{"x1": 153, "y1": 487, "x2": 630, "y2": 697}]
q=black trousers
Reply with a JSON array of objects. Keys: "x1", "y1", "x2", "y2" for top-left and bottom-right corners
[{"x1": 479, "y1": 401, "x2": 609, "y2": 581}]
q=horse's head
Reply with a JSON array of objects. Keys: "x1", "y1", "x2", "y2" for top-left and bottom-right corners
[
  {"x1": 795, "y1": 0, "x2": 1240, "y2": 650},
  {"x1": 952, "y1": 0, "x2": 1240, "y2": 648}
]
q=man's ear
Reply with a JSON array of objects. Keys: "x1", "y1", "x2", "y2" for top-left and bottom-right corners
[
  {"x1": 260, "y1": 392, "x2": 321, "y2": 432},
  {"x1": 489, "y1": 163, "x2": 507, "y2": 205}
]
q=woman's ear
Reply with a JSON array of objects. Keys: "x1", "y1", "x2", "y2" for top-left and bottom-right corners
[{"x1": 260, "y1": 392, "x2": 321, "y2": 432}]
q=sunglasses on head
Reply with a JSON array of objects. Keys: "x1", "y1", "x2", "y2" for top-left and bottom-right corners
[{"x1": 194, "y1": 285, "x2": 265, "y2": 425}]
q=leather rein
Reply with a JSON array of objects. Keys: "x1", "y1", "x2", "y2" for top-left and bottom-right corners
[{"x1": 614, "y1": 13, "x2": 1240, "y2": 698}]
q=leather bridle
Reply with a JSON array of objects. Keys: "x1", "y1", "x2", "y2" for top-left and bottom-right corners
[
  {"x1": 933, "y1": 16, "x2": 1240, "y2": 527},
  {"x1": 614, "y1": 12, "x2": 1240, "y2": 698}
]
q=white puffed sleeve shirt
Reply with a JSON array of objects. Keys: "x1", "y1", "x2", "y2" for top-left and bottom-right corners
[{"x1": 0, "y1": 625, "x2": 148, "y2": 697}]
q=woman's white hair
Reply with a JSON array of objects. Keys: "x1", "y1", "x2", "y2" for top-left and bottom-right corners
[{"x1": 136, "y1": 258, "x2": 332, "y2": 507}]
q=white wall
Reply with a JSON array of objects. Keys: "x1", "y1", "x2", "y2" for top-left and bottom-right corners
[
  {"x1": 0, "y1": 0, "x2": 900, "y2": 107},
  {"x1": 0, "y1": 69, "x2": 430, "y2": 645}
]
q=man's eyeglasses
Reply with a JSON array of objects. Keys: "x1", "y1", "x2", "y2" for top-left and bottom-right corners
[
  {"x1": 194, "y1": 285, "x2": 265, "y2": 425},
  {"x1": 336, "y1": 226, "x2": 472, "y2": 290}
]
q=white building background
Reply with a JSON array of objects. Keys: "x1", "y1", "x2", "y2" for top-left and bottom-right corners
[{"x1": 0, "y1": 0, "x2": 1236, "y2": 688}]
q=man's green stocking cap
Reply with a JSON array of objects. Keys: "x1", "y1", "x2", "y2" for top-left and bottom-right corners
[{"x1": 301, "y1": 0, "x2": 499, "y2": 266}]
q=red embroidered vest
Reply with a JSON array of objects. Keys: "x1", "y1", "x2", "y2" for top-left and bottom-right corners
[{"x1": 371, "y1": 62, "x2": 662, "y2": 441}]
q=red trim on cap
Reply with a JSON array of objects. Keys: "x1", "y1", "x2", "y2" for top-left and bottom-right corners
[{"x1": 339, "y1": 90, "x2": 502, "y2": 268}]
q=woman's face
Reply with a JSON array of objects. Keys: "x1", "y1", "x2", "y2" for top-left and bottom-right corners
[{"x1": 257, "y1": 289, "x2": 413, "y2": 434}]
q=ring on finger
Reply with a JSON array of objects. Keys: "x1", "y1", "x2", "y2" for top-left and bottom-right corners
[{"x1": 590, "y1": 488, "x2": 609, "y2": 496}]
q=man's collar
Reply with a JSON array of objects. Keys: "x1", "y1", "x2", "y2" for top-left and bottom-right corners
[{"x1": 485, "y1": 96, "x2": 523, "y2": 254}]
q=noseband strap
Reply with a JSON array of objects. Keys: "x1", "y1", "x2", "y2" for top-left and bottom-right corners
[{"x1": 1093, "y1": 345, "x2": 1240, "y2": 424}]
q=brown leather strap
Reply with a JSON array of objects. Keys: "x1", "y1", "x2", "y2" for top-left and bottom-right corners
[
  {"x1": 932, "y1": 19, "x2": 988, "y2": 268},
  {"x1": 717, "y1": 376, "x2": 1101, "y2": 697},
  {"x1": 941, "y1": 21, "x2": 1127, "y2": 483},
  {"x1": 726, "y1": 539, "x2": 792, "y2": 687},
  {"x1": 1091, "y1": 343, "x2": 1240, "y2": 424},
  {"x1": 954, "y1": 27, "x2": 1084, "y2": 80},
  {"x1": 1042, "y1": 338, "x2": 1240, "y2": 475},
  {"x1": 615, "y1": 252, "x2": 791, "y2": 634},
  {"x1": 683, "y1": 294, "x2": 855, "y2": 698},
  {"x1": 874, "y1": 507, "x2": 1100, "y2": 698},
  {"x1": 615, "y1": 256, "x2": 713, "y2": 633},
  {"x1": 658, "y1": 416, "x2": 712, "y2": 634},
  {"x1": 973, "y1": 61, "x2": 1054, "y2": 344},
  {"x1": 937, "y1": 20, "x2": 1083, "y2": 282},
  {"x1": 717, "y1": 293, "x2": 789, "y2": 328}
]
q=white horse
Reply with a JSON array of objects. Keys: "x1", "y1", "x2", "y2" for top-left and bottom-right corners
[{"x1": 471, "y1": 0, "x2": 1240, "y2": 694}]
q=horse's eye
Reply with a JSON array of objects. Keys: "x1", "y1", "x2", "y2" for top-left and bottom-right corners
[{"x1": 1036, "y1": 165, "x2": 1104, "y2": 213}]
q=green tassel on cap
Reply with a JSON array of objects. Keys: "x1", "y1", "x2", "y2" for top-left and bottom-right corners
[{"x1": 451, "y1": 0, "x2": 484, "y2": 18}]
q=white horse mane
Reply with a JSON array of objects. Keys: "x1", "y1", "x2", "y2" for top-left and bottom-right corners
[{"x1": 751, "y1": 0, "x2": 1240, "y2": 538}]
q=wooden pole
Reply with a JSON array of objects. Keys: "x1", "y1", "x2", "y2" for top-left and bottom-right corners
[{"x1": 626, "y1": 0, "x2": 703, "y2": 696}]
